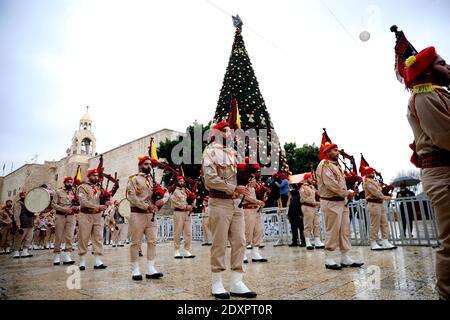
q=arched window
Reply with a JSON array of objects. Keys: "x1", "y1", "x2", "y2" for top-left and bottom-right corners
[{"x1": 81, "y1": 138, "x2": 92, "y2": 155}]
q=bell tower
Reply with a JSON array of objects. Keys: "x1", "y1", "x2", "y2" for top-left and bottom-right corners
[{"x1": 67, "y1": 106, "x2": 97, "y2": 158}]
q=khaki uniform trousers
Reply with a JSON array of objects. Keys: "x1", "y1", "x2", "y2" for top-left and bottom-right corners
[
  {"x1": 54, "y1": 214, "x2": 76, "y2": 253},
  {"x1": 422, "y1": 167, "x2": 450, "y2": 299},
  {"x1": 173, "y1": 210, "x2": 192, "y2": 250},
  {"x1": 202, "y1": 215, "x2": 212, "y2": 243},
  {"x1": 321, "y1": 200, "x2": 351, "y2": 252},
  {"x1": 303, "y1": 206, "x2": 321, "y2": 238},
  {"x1": 209, "y1": 198, "x2": 246, "y2": 273},
  {"x1": 77, "y1": 212, "x2": 103, "y2": 256},
  {"x1": 244, "y1": 209, "x2": 263, "y2": 247},
  {"x1": 367, "y1": 203, "x2": 389, "y2": 241},
  {"x1": 0, "y1": 226, "x2": 12, "y2": 249},
  {"x1": 14, "y1": 227, "x2": 33, "y2": 251},
  {"x1": 129, "y1": 212, "x2": 157, "y2": 263}
]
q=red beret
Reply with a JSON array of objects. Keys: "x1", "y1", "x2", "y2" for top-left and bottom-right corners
[
  {"x1": 406, "y1": 46, "x2": 437, "y2": 84},
  {"x1": 213, "y1": 121, "x2": 230, "y2": 132},
  {"x1": 138, "y1": 156, "x2": 151, "y2": 166},
  {"x1": 303, "y1": 173, "x2": 312, "y2": 180},
  {"x1": 176, "y1": 175, "x2": 184, "y2": 180},
  {"x1": 323, "y1": 143, "x2": 338, "y2": 154},
  {"x1": 19, "y1": 191, "x2": 26, "y2": 197},
  {"x1": 64, "y1": 176, "x2": 73, "y2": 183},
  {"x1": 87, "y1": 168, "x2": 99, "y2": 177}
]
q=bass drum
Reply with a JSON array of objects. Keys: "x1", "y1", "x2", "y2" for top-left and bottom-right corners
[
  {"x1": 118, "y1": 199, "x2": 131, "y2": 219},
  {"x1": 24, "y1": 187, "x2": 51, "y2": 213}
]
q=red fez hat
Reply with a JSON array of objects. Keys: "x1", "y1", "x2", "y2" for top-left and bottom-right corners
[
  {"x1": 138, "y1": 156, "x2": 151, "y2": 166},
  {"x1": 303, "y1": 173, "x2": 312, "y2": 180},
  {"x1": 64, "y1": 176, "x2": 74, "y2": 183},
  {"x1": 406, "y1": 46, "x2": 437, "y2": 84},
  {"x1": 87, "y1": 168, "x2": 99, "y2": 177},
  {"x1": 323, "y1": 142, "x2": 338, "y2": 154},
  {"x1": 213, "y1": 121, "x2": 230, "y2": 132}
]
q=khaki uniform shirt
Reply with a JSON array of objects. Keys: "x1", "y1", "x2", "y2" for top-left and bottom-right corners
[
  {"x1": 316, "y1": 159, "x2": 351, "y2": 199},
  {"x1": 407, "y1": 85, "x2": 450, "y2": 155}
]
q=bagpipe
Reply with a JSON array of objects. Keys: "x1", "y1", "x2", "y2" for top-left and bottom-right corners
[
  {"x1": 237, "y1": 157, "x2": 261, "y2": 208},
  {"x1": 359, "y1": 154, "x2": 395, "y2": 197},
  {"x1": 338, "y1": 149, "x2": 363, "y2": 206},
  {"x1": 96, "y1": 155, "x2": 120, "y2": 206}
]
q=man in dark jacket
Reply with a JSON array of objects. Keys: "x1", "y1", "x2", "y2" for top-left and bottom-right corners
[{"x1": 287, "y1": 185, "x2": 305, "y2": 247}]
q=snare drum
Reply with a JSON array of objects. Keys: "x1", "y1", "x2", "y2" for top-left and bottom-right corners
[{"x1": 118, "y1": 199, "x2": 131, "y2": 219}]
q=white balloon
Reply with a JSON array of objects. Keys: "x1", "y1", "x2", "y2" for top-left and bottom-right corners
[{"x1": 359, "y1": 30, "x2": 371, "y2": 42}]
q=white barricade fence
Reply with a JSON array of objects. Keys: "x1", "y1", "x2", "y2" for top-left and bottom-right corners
[{"x1": 154, "y1": 195, "x2": 439, "y2": 247}]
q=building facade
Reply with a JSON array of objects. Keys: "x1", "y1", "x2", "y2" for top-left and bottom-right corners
[{"x1": 0, "y1": 109, "x2": 182, "y2": 203}]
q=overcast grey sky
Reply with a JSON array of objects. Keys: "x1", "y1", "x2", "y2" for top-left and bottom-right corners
[{"x1": 1, "y1": 0, "x2": 449, "y2": 182}]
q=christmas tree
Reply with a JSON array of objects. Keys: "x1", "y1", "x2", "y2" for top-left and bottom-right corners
[{"x1": 213, "y1": 17, "x2": 283, "y2": 175}]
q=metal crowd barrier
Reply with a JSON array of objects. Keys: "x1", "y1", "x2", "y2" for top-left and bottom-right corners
[{"x1": 153, "y1": 195, "x2": 439, "y2": 247}]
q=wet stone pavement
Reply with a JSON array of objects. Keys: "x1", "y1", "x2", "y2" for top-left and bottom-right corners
[{"x1": 0, "y1": 242, "x2": 440, "y2": 300}]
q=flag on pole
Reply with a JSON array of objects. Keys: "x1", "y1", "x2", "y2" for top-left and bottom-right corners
[
  {"x1": 73, "y1": 165, "x2": 82, "y2": 186},
  {"x1": 359, "y1": 154, "x2": 371, "y2": 177},
  {"x1": 319, "y1": 128, "x2": 333, "y2": 160},
  {"x1": 227, "y1": 96, "x2": 241, "y2": 130},
  {"x1": 149, "y1": 138, "x2": 159, "y2": 162}
]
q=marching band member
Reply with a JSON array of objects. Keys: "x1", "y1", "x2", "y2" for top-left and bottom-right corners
[
  {"x1": 301, "y1": 173, "x2": 324, "y2": 250},
  {"x1": 0, "y1": 199, "x2": 14, "y2": 254},
  {"x1": 12, "y1": 191, "x2": 34, "y2": 259},
  {"x1": 52, "y1": 176, "x2": 78, "y2": 265},
  {"x1": 316, "y1": 143, "x2": 363, "y2": 270},
  {"x1": 127, "y1": 156, "x2": 169, "y2": 281},
  {"x1": 77, "y1": 169, "x2": 109, "y2": 270},
  {"x1": 171, "y1": 176, "x2": 195, "y2": 259},
  {"x1": 202, "y1": 122, "x2": 256, "y2": 299}
]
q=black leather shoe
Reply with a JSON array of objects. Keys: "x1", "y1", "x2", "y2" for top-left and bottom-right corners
[
  {"x1": 212, "y1": 292, "x2": 230, "y2": 300},
  {"x1": 174, "y1": 256, "x2": 183, "y2": 259},
  {"x1": 139, "y1": 251, "x2": 143, "y2": 257},
  {"x1": 315, "y1": 245, "x2": 325, "y2": 249},
  {"x1": 307, "y1": 246, "x2": 315, "y2": 251},
  {"x1": 94, "y1": 264, "x2": 107, "y2": 269},
  {"x1": 201, "y1": 243, "x2": 209, "y2": 246},
  {"x1": 243, "y1": 259, "x2": 248, "y2": 264},
  {"x1": 341, "y1": 262, "x2": 364, "y2": 268},
  {"x1": 146, "y1": 273, "x2": 163, "y2": 279},
  {"x1": 230, "y1": 291, "x2": 257, "y2": 298},
  {"x1": 259, "y1": 245, "x2": 265, "y2": 249},
  {"x1": 184, "y1": 255, "x2": 196, "y2": 259},
  {"x1": 288, "y1": 243, "x2": 298, "y2": 247},
  {"x1": 21, "y1": 255, "x2": 33, "y2": 258},
  {"x1": 325, "y1": 264, "x2": 343, "y2": 270},
  {"x1": 299, "y1": 243, "x2": 306, "y2": 248},
  {"x1": 53, "y1": 262, "x2": 60, "y2": 266},
  {"x1": 79, "y1": 266, "x2": 85, "y2": 271},
  {"x1": 252, "y1": 258, "x2": 268, "y2": 263},
  {"x1": 132, "y1": 275, "x2": 143, "y2": 281},
  {"x1": 63, "y1": 261, "x2": 75, "y2": 265}
]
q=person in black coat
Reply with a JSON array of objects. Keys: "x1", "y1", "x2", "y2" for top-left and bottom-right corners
[{"x1": 287, "y1": 185, "x2": 305, "y2": 247}]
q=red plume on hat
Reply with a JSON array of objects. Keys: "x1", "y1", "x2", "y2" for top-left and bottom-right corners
[{"x1": 390, "y1": 25, "x2": 418, "y2": 87}]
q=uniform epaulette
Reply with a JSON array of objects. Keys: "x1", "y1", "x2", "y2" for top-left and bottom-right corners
[{"x1": 128, "y1": 174, "x2": 138, "y2": 181}]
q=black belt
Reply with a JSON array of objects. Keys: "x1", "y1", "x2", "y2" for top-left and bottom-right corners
[
  {"x1": 367, "y1": 199, "x2": 383, "y2": 204},
  {"x1": 209, "y1": 190, "x2": 238, "y2": 200},
  {"x1": 301, "y1": 203, "x2": 316, "y2": 208}
]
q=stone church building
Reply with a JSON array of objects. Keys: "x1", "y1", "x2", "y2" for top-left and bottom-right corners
[{"x1": 0, "y1": 109, "x2": 181, "y2": 203}]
